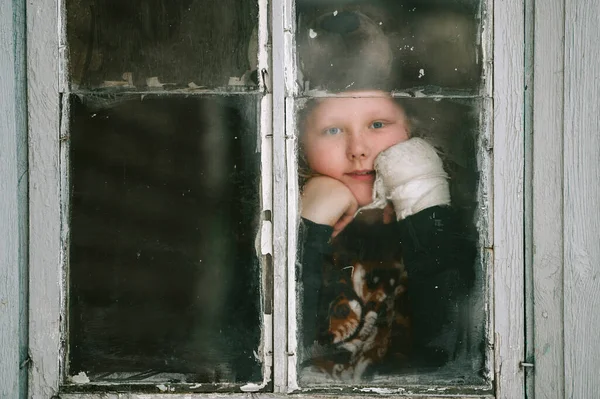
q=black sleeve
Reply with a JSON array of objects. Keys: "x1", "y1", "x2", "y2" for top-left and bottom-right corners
[
  {"x1": 296, "y1": 217, "x2": 333, "y2": 350},
  {"x1": 397, "y1": 205, "x2": 476, "y2": 366}
]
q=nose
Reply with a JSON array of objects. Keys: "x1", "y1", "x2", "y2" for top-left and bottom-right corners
[
  {"x1": 320, "y1": 11, "x2": 360, "y2": 34},
  {"x1": 347, "y1": 132, "x2": 369, "y2": 160}
]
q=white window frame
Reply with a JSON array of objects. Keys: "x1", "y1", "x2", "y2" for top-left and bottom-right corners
[{"x1": 24, "y1": 0, "x2": 526, "y2": 398}]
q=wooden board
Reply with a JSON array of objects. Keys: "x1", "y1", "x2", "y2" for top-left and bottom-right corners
[
  {"x1": 27, "y1": 0, "x2": 62, "y2": 397},
  {"x1": 563, "y1": 0, "x2": 600, "y2": 398},
  {"x1": 493, "y1": 0, "x2": 526, "y2": 397},
  {"x1": 532, "y1": 0, "x2": 566, "y2": 397},
  {"x1": 1, "y1": 1, "x2": 28, "y2": 398}
]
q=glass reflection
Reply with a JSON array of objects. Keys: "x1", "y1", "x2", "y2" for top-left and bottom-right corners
[
  {"x1": 296, "y1": 96, "x2": 485, "y2": 385},
  {"x1": 68, "y1": 94, "x2": 262, "y2": 383}
]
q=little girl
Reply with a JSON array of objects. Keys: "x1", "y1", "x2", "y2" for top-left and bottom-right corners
[{"x1": 296, "y1": 90, "x2": 476, "y2": 382}]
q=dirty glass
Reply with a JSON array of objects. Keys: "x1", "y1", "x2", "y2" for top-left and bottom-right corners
[
  {"x1": 67, "y1": 94, "x2": 262, "y2": 384},
  {"x1": 294, "y1": 0, "x2": 487, "y2": 389},
  {"x1": 296, "y1": 0, "x2": 482, "y2": 92},
  {"x1": 66, "y1": 0, "x2": 259, "y2": 90}
]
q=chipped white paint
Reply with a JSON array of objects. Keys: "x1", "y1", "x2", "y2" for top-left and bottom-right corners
[
  {"x1": 69, "y1": 372, "x2": 90, "y2": 384},
  {"x1": 240, "y1": 383, "x2": 262, "y2": 392},
  {"x1": 256, "y1": 0, "x2": 274, "y2": 392},
  {"x1": 356, "y1": 387, "x2": 406, "y2": 394},
  {"x1": 309, "y1": 29, "x2": 317, "y2": 38},
  {"x1": 333, "y1": 10, "x2": 338, "y2": 16},
  {"x1": 285, "y1": 96, "x2": 300, "y2": 393},
  {"x1": 261, "y1": 221, "x2": 273, "y2": 255},
  {"x1": 418, "y1": 68, "x2": 425, "y2": 78},
  {"x1": 156, "y1": 384, "x2": 168, "y2": 392}
]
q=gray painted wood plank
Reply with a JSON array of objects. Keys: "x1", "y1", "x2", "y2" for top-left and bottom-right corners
[
  {"x1": 1, "y1": 1, "x2": 27, "y2": 398},
  {"x1": 493, "y1": 0, "x2": 526, "y2": 397},
  {"x1": 272, "y1": 0, "x2": 289, "y2": 392},
  {"x1": 563, "y1": 0, "x2": 600, "y2": 398},
  {"x1": 27, "y1": 0, "x2": 62, "y2": 397},
  {"x1": 532, "y1": 0, "x2": 566, "y2": 397}
]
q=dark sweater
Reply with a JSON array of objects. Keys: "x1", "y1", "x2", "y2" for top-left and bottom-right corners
[{"x1": 297, "y1": 205, "x2": 476, "y2": 372}]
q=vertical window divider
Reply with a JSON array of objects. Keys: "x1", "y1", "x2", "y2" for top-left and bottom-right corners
[
  {"x1": 58, "y1": 0, "x2": 71, "y2": 384},
  {"x1": 271, "y1": 0, "x2": 289, "y2": 393},
  {"x1": 480, "y1": 0, "x2": 495, "y2": 384},
  {"x1": 27, "y1": 0, "x2": 62, "y2": 396},
  {"x1": 283, "y1": 0, "x2": 299, "y2": 393},
  {"x1": 256, "y1": 0, "x2": 274, "y2": 391},
  {"x1": 493, "y1": 0, "x2": 526, "y2": 397}
]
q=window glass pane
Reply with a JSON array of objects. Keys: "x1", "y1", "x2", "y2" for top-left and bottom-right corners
[
  {"x1": 295, "y1": 94, "x2": 486, "y2": 386},
  {"x1": 296, "y1": 0, "x2": 481, "y2": 92},
  {"x1": 68, "y1": 94, "x2": 263, "y2": 384},
  {"x1": 66, "y1": 0, "x2": 259, "y2": 90}
]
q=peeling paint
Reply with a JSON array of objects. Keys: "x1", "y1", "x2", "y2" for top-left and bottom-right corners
[
  {"x1": 156, "y1": 384, "x2": 168, "y2": 392},
  {"x1": 240, "y1": 382, "x2": 262, "y2": 392},
  {"x1": 69, "y1": 371, "x2": 90, "y2": 384},
  {"x1": 356, "y1": 387, "x2": 406, "y2": 394}
]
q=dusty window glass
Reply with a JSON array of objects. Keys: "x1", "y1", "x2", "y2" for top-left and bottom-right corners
[
  {"x1": 66, "y1": 0, "x2": 259, "y2": 90},
  {"x1": 294, "y1": 0, "x2": 487, "y2": 388},
  {"x1": 67, "y1": 94, "x2": 263, "y2": 384},
  {"x1": 296, "y1": 0, "x2": 481, "y2": 93}
]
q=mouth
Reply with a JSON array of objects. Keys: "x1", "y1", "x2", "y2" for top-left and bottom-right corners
[{"x1": 346, "y1": 170, "x2": 376, "y2": 181}]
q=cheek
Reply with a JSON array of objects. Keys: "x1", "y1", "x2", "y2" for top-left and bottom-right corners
[
  {"x1": 303, "y1": 139, "x2": 345, "y2": 176},
  {"x1": 377, "y1": 127, "x2": 410, "y2": 153}
]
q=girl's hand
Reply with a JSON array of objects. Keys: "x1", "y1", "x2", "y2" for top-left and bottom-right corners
[
  {"x1": 301, "y1": 176, "x2": 358, "y2": 237},
  {"x1": 368, "y1": 137, "x2": 451, "y2": 220}
]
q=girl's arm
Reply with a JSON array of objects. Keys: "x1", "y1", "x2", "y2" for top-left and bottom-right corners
[
  {"x1": 297, "y1": 217, "x2": 332, "y2": 350},
  {"x1": 397, "y1": 204, "x2": 475, "y2": 366},
  {"x1": 297, "y1": 176, "x2": 357, "y2": 350},
  {"x1": 372, "y1": 138, "x2": 475, "y2": 366}
]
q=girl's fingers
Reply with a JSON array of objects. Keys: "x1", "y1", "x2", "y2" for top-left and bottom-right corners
[
  {"x1": 332, "y1": 199, "x2": 358, "y2": 237},
  {"x1": 332, "y1": 213, "x2": 354, "y2": 237}
]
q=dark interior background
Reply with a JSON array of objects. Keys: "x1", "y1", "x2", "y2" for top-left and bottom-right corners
[{"x1": 68, "y1": 94, "x2": 262, "y2": 383}]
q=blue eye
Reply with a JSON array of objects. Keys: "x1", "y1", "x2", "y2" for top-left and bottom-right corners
[
  {"x1": 324, "y1": 127, "x2": 342, "y2": 135},
  {"x1": 371, "y1": 121, "x2": 385, "y2": 129}
]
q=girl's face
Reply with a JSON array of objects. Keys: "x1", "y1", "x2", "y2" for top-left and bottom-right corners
[{"x1": 301, "y1": 91, "x2": 410, "y2": 206}]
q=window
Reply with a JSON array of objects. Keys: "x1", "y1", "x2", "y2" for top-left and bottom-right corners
[{"x1": 26, "y1": 0, "x2": 526, "y2": 397}]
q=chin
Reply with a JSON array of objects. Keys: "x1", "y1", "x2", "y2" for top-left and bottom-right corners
[
  {"x1": 356, "y1": 195, "x2": 375, "y2": 207},
  {"x1": 348, "y1": 183, "x2": 375, "y2": 207}
]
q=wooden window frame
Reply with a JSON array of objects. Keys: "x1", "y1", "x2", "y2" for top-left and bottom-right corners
[{"x1": 23, "y1": 0, "x2": 526, "y2": 398}]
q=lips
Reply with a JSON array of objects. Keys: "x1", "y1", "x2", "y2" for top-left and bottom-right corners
[{"x1": 346, "y1": 170, "x2": 375, "y2": 181}]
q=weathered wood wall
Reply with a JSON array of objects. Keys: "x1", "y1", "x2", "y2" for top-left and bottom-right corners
[
  {"x1": 2, "y1": 0, "x2": 600, "y2": 397},
  {"x1": 0, "y1": 0, "x2": 28, "y2": 398},
  {"x1": 562, "y1": 0, "x2": 600, "y2": 398},
  {"x1": 532, "y1": 0, "x2": 600, "y2": 398}
]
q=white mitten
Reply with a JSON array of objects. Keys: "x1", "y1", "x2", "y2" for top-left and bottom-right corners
[{"x1": 362, "y1": 138, "x2": 450, "y2": 220}]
